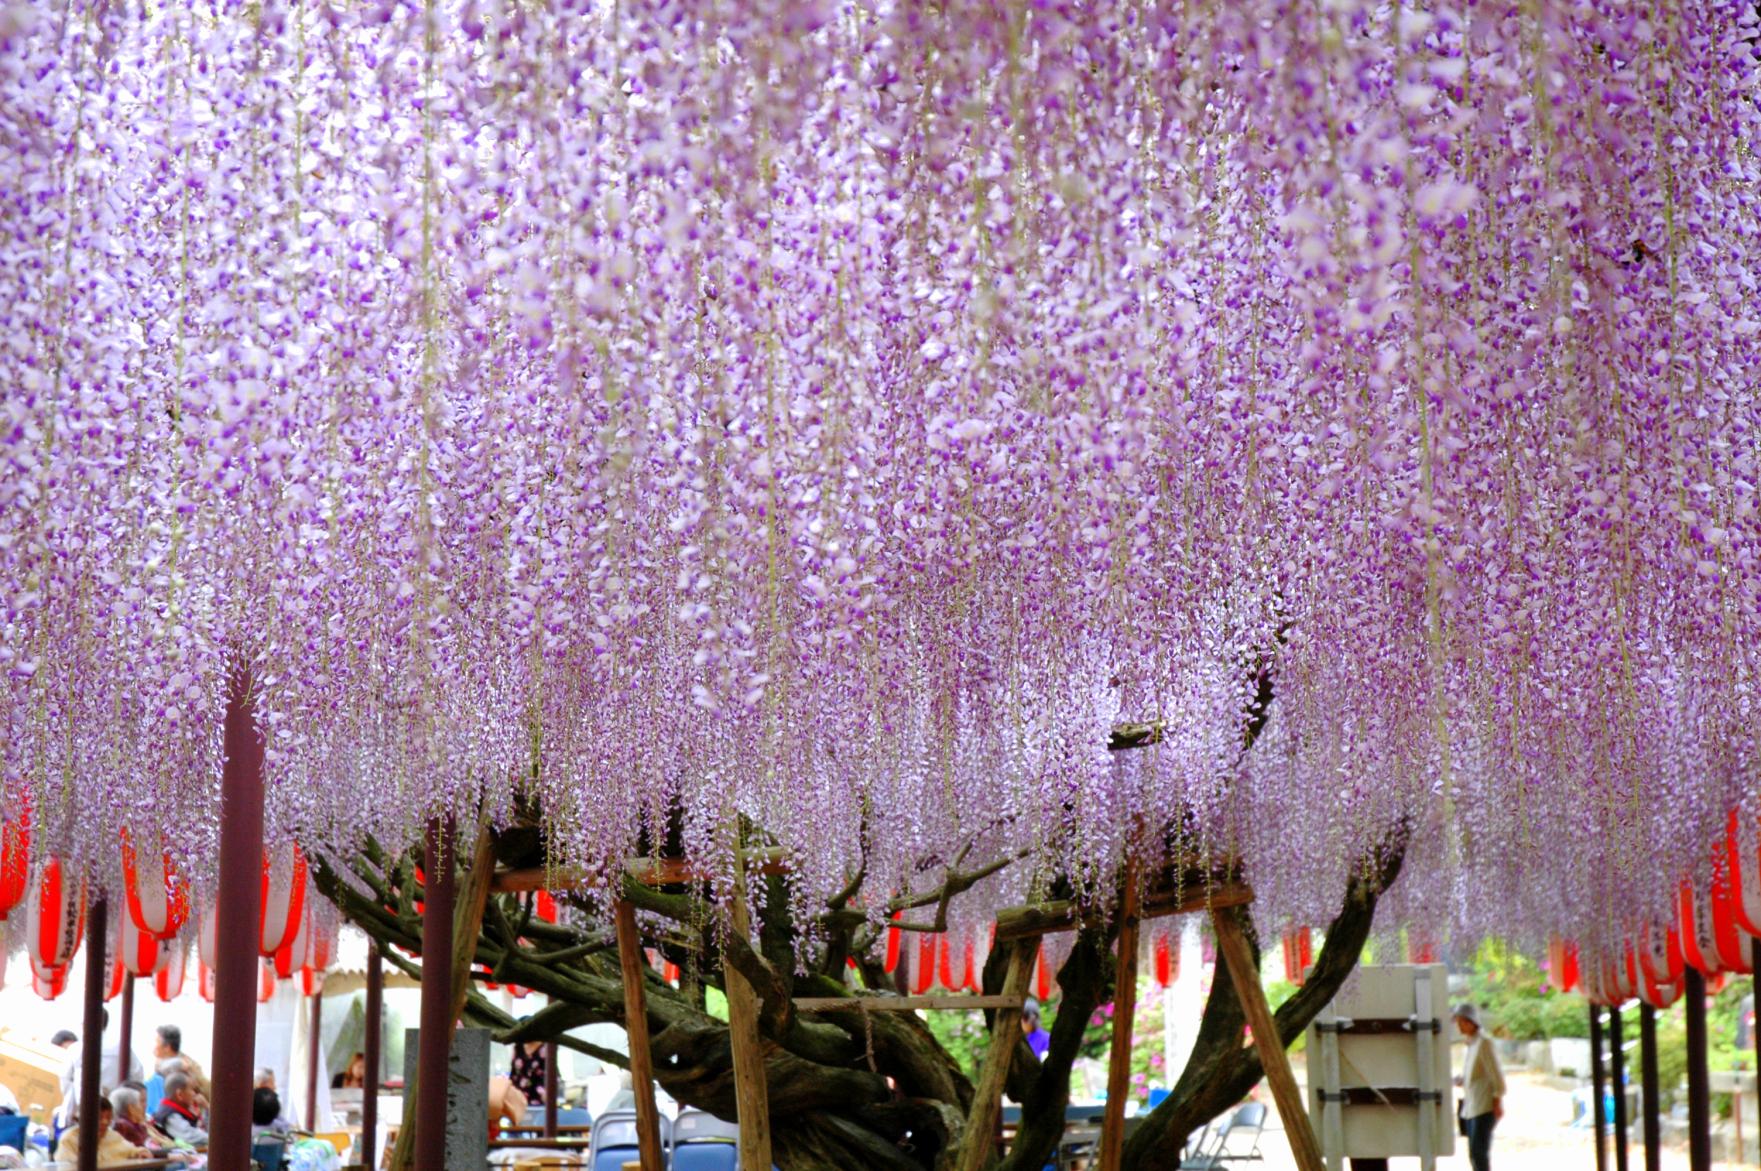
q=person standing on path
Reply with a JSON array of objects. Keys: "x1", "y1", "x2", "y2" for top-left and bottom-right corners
[{"x1": 1454, "y1": 1003, "x2": 1506, "y2": 1171}]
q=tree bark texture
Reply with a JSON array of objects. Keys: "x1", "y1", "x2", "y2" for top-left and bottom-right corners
[{"x1": 316, "y1": 824, "x2": 1406, "y2": 1171}]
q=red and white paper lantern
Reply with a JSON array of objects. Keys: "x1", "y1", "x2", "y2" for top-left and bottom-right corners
[
  {"x1": 24, "y1": 857, "x2": 84, "y2": 972},
  {"x1": 122, "y1": 829, "x2": 190, "y2": 940},
  {"x1": 912, "y1": 933, "x2": 937, "y2": 995},
  {"x1": 1724, "y1": 811, "x2": 1761, "y2": 939},
  {"x1": 260, "y1": 843, "x2": 309, "y2": 956},
  {"x1": 31, "y1": 952, "x2": 67, "y2": 1000},
  {"x1": 0, "y1": 796, "x2": 30, "y2": 920},
  {"x1": 120, "y1": 911, "x2": 163, "y2": 978},
  {"x1": 274, "y1": 902, "x2": 313, "y2": 980},
  {"x1": 155, "y1": 936, "x2": 188, "y2": 1002}
]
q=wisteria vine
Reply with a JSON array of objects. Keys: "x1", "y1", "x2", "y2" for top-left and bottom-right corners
[{"x1": 1, "y1": 1, "x2": 1759, "y2": 955}]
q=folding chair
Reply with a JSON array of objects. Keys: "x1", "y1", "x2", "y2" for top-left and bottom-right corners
[{"x1": 671, "y1": 1106, "x2": 739, "y2": 1171}]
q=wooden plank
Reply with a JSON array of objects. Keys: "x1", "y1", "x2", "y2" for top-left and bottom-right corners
[
  {"x1": 1098, "y1": 863, "x2": 1142, "y2": 1171},
  {"x1": 614, "y1": 899, "x2": 667, "y2": 1171},
  {"x1": 995, "y1": 881, "x2": 1253, "y2": 942},
  {"x1": 953, "y1": 940, "x2": 1034, "y2": 1171},
  {"x1": 726, "y1": 878, "x2": 775, "y2": 1171},
  {"x1": 794, "y1": 995, "x2": 1025, "y2": 1012},
  {"x1": 1212, "y1": 908, "x2": 1325, "y2": 1171}
]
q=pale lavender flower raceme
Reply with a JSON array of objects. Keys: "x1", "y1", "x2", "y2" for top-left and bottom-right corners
[{"x1": 0, "y1": 1, "x2": 1758, "y2": 961}]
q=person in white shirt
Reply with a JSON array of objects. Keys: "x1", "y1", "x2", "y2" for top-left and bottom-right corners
[
  {"x1": 1454, "y1": 1003, "x2": 1506, "y2": 1171},
  {"x1": 54, "y1": 1010, "x2": 144, "y2": 1132}
]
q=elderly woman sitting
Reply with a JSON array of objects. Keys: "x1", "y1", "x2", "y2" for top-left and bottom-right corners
[
  {"x1": 109, "y1": 1087, "x2": 195, "y2": 1164},
  {"x1": 55, "y1": 1096, "x2": 152, "y2": 1167}
]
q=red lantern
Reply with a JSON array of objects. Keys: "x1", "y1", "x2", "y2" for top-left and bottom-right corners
[
  {"x1": 1637, "y1": 921, "x2": 1684, "y2": 987},
  {"x1": 0, "y1": 794, "x2": 30, "y2": 920},
  {"x1": 103, "y1": 938, "x2": 127, "y2": 1002},
  {"x1": 1681, "y1": 882, "x2": 1717, "y2": 974},
  {"x1": 1281, "y1": 927, "x2": 1312, "y2": 986},
  {"x1": 1709, "y1": 871, "x2": 1754, "y2": 973},
  {"x1": 120, "y1": 911, "x2": 163, "y2": 978},
  {"x1": 198, "y1": 904, "x2": 219, "y2": 970},
  {"x1": 274, "y1": 901, "x2": 312, "y2": 980},
  {"x1": 300, "y1": 966, "x2": 323, "y2": 997},
  {"x1": 31, "y1": 953, "x2": 66, "y2": 1000},
  {"x1": 1034, "y1": 941, "x2": 1052, "y2": 1002},
  {"x1": 912, "y1": 933, "x2": 937, "y2": 995},
  {"x1": 155, "y1": 937, "x2": 188, "y2": 1002},
  {"x1": 122, "y1": 829, "x2": 190, "y2": 940},
  {"x1": 535, "y1": 892, "x2": 558, "y2": 922},
  {"x1": 1153, "y1": 933, "x2": 1175, "y2": 988},
  {"x1": 260, "y1": 843, "x2": 309, "y2": 956},
  {"x1": 1547, "y1": 938, "x2": 1580, "y2": 992},
  {"x1": 310, "y1": 916, "x2": 336, "y2": 972},
  {"x1": 258, "y1": 958, "x2": 277, "y2": 1003},
  {"x1": 1724, "y1": 810, "x2": 1761, "y2": 938},
  {"x1": 24, "y1": 857, "x2": 84, "y2": 972},
  {"x1": 1407, "y1": 934, "x2": 1439, "y2": 965},
  {"x1": 198, "y1": 960, "x2": 216, "y2": 1003},
  {"x1": 939, "y1": 936, "x2": 974, "y2": 991},
  {"x1": 883, "y1": 912, "x2": 902, "y2": 974}
]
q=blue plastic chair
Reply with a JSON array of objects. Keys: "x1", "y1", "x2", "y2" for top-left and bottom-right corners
[
  {"x1": 590, "y1": 1107, "x2": 672, "y2": 1171},
  {"x1": 251, "y1": 1139, "x2": 288, "y2": 1171},
  {"x1": 557, "y1": 1106, "x2": 593, "y2": 1127},
  {"x1": 671, "y1": 1107, "x2": 738, "y2": 1170},
  {"x1": 0, "y1": 1114, "x2": 29, "y2": 1153}
]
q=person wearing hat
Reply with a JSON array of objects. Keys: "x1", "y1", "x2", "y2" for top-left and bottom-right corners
[
  {"x1": 1453, "y1": 1003, "x2": 1505, "y2": 1171},
  {"x1": 1020, "y1": 999, "x2": 1051, "y2": 1060}
]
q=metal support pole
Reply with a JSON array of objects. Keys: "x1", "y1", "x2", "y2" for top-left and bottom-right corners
[
  {"x1": 1685, "y1": 967, "x2": 1712, "y2": 1171},
  {"x1": 210, "y1": 676, "x2": 266, "y2": 1171},
  {"x1": 543, "y1": 1042, "x2": 559, "y2": 1138},
  {"x1": 1639, "y1": 1004, "x2": 1661, "y2": 1171},
  {"x1": 77, "y1": 895, "x2": 108, "y2": 1171},
  {"x1": 362, "y1": 940, "x2": 383, "y2": 1171},
  {"x1": 415, "y1": 817, "x2": 457, "y2": 1171},
  {"x1": 306, "y1": 990, "x2": 323, "y2": 1131},
  {"x1": 1590, "y1": 1004, "x2": 1608, "y2": 1171},
  {"x1": 117, "y1": 971, "x2": 135, "y2": 1085},
  {"x1": 1611, "y1": 1006, "x2": 1629, "y2": 1171}
]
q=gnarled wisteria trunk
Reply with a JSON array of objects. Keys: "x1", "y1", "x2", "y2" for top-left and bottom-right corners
[{"x1": 315, "y1": 821, "x2": 1406, "y2": 1171}]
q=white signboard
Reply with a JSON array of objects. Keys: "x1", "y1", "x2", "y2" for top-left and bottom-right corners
[{"x1": 1304, "y1": 964, "x2": 1456, "y2": 1171}]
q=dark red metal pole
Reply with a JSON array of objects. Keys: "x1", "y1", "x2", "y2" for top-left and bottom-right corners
[
  {"x1": 415, "y1": 817, "x2": 456, "y2": 1171},
  {"x1": 306, "y1": 989, "x2": 323, "y2": 1131},
  {"x1": 362, "y1": 940, "x2": 383, "y2": 1171},
  {"x1": 1639, "y1": 1004, "x2": 1661, "y2": 1171},
  {"x1": 543, "y1": 1042, "x2": 559, "y2": 1138},
  {"x1": 1685, "y1": 967, "x2": 1712, "y2": 1171},
  {"x1": 209, "y1": 674, "x2": 266, "y2": 1171},
  {"x1": 77, "y1": 895, "x2": 108, "y2": 1171},
  {"x1": 1591, "y1": 1004, "x2": 1609, "y2": 1171},
  {"x1": 1611, "y1": 1005, "x2": 1629, "y2": 1171},
  {"x1": 117, "y1": 971, "x2": 135, "y2": 1084}
]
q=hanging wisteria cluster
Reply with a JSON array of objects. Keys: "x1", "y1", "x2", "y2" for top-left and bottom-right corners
[{"x1": 2, "y1": 0, "x2": 1758, "y2": 951}]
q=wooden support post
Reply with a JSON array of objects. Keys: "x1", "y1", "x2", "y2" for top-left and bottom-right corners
[
  {"x1": 210, "y1": 675, "x2": 266, "y2": 1171},
  {"x1": 362, "y1": 940, "x2": 383, "y2": 1171},
  {"x1": 1212, "y1": 907, "x2": 1325, "y2": 1171},
  {"x1": 1610, "y1": 1005, "x2": 1629, "y2": 1171},
  {"x1": 1099, "y1": 863, "x2": 1142, "y2": 1171},
  {"x1": 543, "y1": 1041, "x2": 559, "y2": 1138},
  {"x1": 614, "y1": 899, "x2": 666, "y2": 1171},
  {"x1": 77, "y1": 895, "x2": 108, "y2": 1171},
  {"x1": 306, "y1": 989, "x2": 324, "y2": 1131},
  {"x1": 725, "y1": 880, "x2": 774, "y2": 1171},
  {"x1": 954, "y1": 939, "x2": 1034, "y2": 1171},
  {"x1": 1685, "y1": 968, "x2": 1711, "y2": 1171},
  {"x1": 1639, "y1": 1003, "x2": 1661, "y2": 1171},
  {"x1": 1590, "y1": 1004, "x2": 1608, "y2": 1171}
]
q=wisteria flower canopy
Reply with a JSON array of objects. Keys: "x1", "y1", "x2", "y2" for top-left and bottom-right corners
[{"x1": 1, "y1": 0, "x2": 1758, "y2": 952}]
